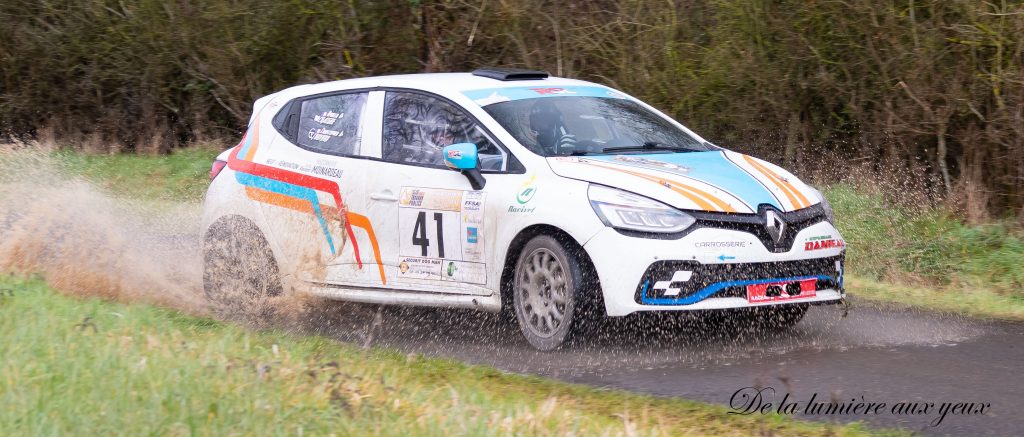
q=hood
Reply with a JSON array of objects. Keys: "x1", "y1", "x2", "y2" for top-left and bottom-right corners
[{"x1": 546, "y1": 151, "x2": 819, "y2": 213}]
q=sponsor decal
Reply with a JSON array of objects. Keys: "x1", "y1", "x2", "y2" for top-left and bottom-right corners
[
  {"x1": 314, "y1": 110, "x2": 342, "y2": 125},
  {"x1": 464, "y1": 86, "x2": 623, "y2": 104},
  {"x1": 462, "y1": 191, "x2": 484, "y2": 210},
  {"x1": 396, "y1": 188, "x2": 487, "y2": 275},
  {"x1": 397, "y1": 257, "x2": 442, "y2": 277},
  {"x1": 398, "y1": 187, "x2": 462, "y2": 211},
  {"x1": 277, "y1": 160, "x2": 300, "y2": 170},
  {"x1": 473, "y1": 91, "x2": 511, "y2": 106},
  {"x1": 515, "y1": 175, "x2": 538, "y2": 205},
  {"x1": 747, "y1": 279, "x2": 817, "y2": 303},
  {"x1": 444, "y1": 260, "x2": 487, "y2": 284},
  {"x1": 447, "y1": 149, "x2": 462, "y2": 159},
  {"x1": 308, "y1": 127, "x2": 343, "y2": 142},
  {"x1": 311, "y1": 165, "x2": 342, "y2": 178},
  {"x1": 530, "y1": 87, "x2": 575, "y2": 95},
  {"x1": 805, "y1": 238, "x2": 845, "y2": 251},
  {"x1": 401, "y1": 189, "x2": 425, "y2": 207},
  {"x1": 717, "y1": 254, "x2": 736, "y2": 261},
  {"x1": 516, "y1": 187, "x2": 536, "y2": 204},
  {"x1": 507, "y1": 205, "x2": 537, "y2": 213},
  {"x1": 695, "y1": 241, "x2": 749, "y2": 248}
]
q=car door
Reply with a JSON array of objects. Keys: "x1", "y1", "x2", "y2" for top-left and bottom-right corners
[
  {"x1": 352, "y1": 90, "x2": 516, "y2": 296},
  {"x1": 253, "y1": 89, "x2": 383, "y2": 287}
]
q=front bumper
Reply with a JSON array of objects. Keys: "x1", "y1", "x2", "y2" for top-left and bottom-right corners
[{"x1": 584, "y1": 220, "x2": 846, "y2": 316}]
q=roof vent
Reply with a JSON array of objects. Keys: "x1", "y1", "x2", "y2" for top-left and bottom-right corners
[{"x1": 471, "y1": 67, "x2": 549, "y2": 81}]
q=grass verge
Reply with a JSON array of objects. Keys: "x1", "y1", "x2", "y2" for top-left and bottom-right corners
[
  {"x1": 826, "y1": 185, "x2": 1024, "y2": 320},
  {"x1": 845, "y1": 275, "x2": 1024, "y2": 321},
  {"x1": 0, "y1": 275, "x2": 890, "y2": 436},
  {"x1": 52, "y1": 146, "x2": 221, "y2": 201}
]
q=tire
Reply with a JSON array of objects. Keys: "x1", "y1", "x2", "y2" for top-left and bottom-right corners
[
  {"x1": 203, "y1": 218, "x2": 283, "y2": 319},
  {"x1": 512, "y1": 235, "x2": 590, "y2": 351}
]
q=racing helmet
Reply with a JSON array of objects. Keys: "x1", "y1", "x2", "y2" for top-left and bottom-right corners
[{"x1": 528, "y1": 99, "x2": 564, "y2": 152}]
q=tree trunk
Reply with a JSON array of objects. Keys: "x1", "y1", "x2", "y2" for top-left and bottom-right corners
[{"x1": 936, "y1": 122, "x2": 951, "y2": 193}]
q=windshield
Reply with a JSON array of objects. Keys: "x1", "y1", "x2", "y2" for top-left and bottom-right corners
[{"x1": 481, "y1": 96, "x2": 712, "y2": 157}]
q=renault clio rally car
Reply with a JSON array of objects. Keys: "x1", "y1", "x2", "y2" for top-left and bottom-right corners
[{"x1": 202, "y1": 68, "x2": 846, "y2": 350}]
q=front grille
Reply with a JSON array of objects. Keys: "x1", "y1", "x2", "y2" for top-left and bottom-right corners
[
  {"x1": 615, "y1": 204, "x2": 829, "y2": 253},
  {"x1": 636, "y1": 255, "x2": 844, "y2": 305},
  {"x1": 689, "y1": 204, "x2": 829, "y2": 252}
]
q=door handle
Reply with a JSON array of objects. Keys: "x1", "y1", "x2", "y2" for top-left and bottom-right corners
[{"x1": 370, "y1": 192, "x2": 399, "y2": 202}]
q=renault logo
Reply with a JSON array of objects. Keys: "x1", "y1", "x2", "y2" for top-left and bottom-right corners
[{"x1": 765, "y1": 209, "x2": 786, "y2": 243}]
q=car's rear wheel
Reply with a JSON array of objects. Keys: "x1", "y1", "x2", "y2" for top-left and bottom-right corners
[
  {"x1": 512, "y1": 235, "x2": 589, "y2": 351},
  {"x1": 203, "y1": 218, "x2": 283, "y2": 320}
]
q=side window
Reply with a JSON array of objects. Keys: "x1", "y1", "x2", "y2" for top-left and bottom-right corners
[
  {"x1": 382, "y1": 92, "x2": 505, "y2": 170},
  {"x1": 296, "y1": 92, "x2": 368, "y2": 155}
]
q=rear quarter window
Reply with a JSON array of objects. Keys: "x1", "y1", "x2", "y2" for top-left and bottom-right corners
[{"x1": 296, "y1": 92, "x2": 368, "y2": 156}]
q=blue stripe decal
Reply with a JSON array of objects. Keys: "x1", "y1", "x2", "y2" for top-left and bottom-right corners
[
  {"x1": 640, "y1": 275, "x2": 835, "y2": 305},
  {"x1": 590, "y1": 152, "x2": 783, "y2": 211},
  {"x1": 462, "y1": 86, "x2": 627, "y2": 104},
  {"x1": 234, "y1": 172, "x2": 337, "y2": 255}
]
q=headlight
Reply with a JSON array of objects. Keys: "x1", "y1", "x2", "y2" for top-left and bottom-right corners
[
  {"x1": 588, "y1": 184, "x2": 695, "y2": 233},
  {"x1": 809, "y1": 186, "x2": 835, "y2": 224}
]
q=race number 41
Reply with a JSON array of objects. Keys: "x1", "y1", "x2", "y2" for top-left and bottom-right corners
[{"x1": 399, "y1": 209, "x2": 462, "y2": 260}]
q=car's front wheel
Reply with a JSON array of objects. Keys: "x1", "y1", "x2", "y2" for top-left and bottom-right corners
[{"x1": 512, "y1": 235, "x2": 589, "y2": 351}]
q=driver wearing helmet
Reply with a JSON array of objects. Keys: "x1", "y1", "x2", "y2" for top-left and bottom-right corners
[{"x1": 528, "y1": 100, "x2": 577, "y2": 155}]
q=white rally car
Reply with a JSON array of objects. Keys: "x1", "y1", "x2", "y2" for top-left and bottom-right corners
[{"x1": 202, "y1": 68, "x2": 846, "y2": 350}]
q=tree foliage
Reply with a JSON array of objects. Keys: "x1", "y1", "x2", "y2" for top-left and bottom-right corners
[{"x1": 1, "y1": 0, "x2": 1022, "y2": 218}]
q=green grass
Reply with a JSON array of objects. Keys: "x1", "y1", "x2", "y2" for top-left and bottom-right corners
[
  {"x1": 844, "y1": 275, "x2": 1024, "y2": 320},
  {"x1": 52, "y1": 146, "x2": 222, "y2": 201},
  {"x1": 825, "y1": 185, "x2": 1024, "y2": 319},
  {"x1": 0, "y1": 275, "x2": 890, "y2": 436}
]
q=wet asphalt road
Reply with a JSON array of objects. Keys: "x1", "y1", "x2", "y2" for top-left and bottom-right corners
[{"x1": 303, "y1": 299, "x2": 1023, "y2": 436}]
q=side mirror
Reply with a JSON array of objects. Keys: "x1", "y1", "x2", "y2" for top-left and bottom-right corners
[{"x1": 443, "y1": 143, "x2": 486, "y2": 190}]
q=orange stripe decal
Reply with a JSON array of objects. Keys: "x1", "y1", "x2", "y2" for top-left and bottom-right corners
[
  {"x1": 665, "y1": 180, "x2": 737, "y2": 213},
  {"x1": 345, "y1": 212, "x2": 387, "y2": 285},
  {"x1": 588, "y1": 161, "x2": 735, "y2": 212},
  {"x1": 743, "y1": 155, "x2": 809, "y2": 209}
]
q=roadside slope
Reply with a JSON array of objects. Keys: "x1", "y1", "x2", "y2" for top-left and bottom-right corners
[{"x1": 0, "y1": 276, "x2": 887, "y2": 436}]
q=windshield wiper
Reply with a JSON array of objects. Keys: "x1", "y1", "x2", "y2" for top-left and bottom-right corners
[{"x1": 601, "y1": 141, "x2": 697, "y2": 154}]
